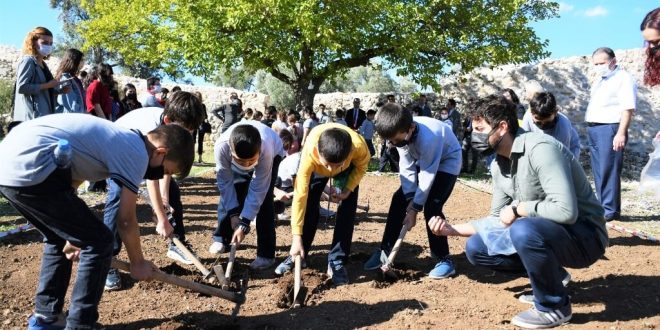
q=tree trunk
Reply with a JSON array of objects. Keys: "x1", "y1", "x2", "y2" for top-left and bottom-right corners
[{"x1": 293, "y1": 77, "x2": 323, "y2": 110}]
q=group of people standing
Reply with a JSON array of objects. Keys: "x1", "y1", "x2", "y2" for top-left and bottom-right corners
[{"x1": 1, "y1": 7, "x2": 658, "y2": 330}]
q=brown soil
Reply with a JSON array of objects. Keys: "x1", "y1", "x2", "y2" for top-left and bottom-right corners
[{"x1": 0, "y1": 172, "x2": 659, "y2": 329}]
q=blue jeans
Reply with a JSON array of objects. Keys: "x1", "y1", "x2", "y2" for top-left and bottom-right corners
[
  {"x1": 587, "y1": 124, "x2": 623, "y2": 218},
  {"x1": 213, "y1": 156, "x2": 281, "y2": 258},
  {"x1": 465, "y1": 218, "x2": 606, "y2": 311},
  {"x1": 0, "y1": 168, "x2": 113, "y2": 328},
  {"x1": 380, "y1": 171, "x2": 457, "y2": 259},
  {"x1": 300, "y1": 169, "x2": 359, "y2": 264},
  {"x1": 104, "y1": 178, "x2": 185, "y2": 255}
]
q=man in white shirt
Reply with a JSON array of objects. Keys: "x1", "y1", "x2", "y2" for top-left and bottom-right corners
[{"x1": 585, "y1": 47, "x2": 637, "y2": 222}]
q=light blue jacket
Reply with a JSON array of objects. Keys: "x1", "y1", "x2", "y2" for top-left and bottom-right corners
[{"x1": 56, "y1": 73, "x2": 85, "y2": 114}]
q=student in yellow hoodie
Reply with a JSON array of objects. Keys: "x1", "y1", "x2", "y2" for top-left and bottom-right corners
[{"x1": 274, "y1": 123, "x2": 370, "y2": 285}]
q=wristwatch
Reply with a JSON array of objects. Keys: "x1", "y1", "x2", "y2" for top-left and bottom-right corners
[{"x1": 511, "y1": 200, "x2": 521, "y2": 218}]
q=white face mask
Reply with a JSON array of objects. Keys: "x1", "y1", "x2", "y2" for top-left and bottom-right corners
[
  {"x1": 232, "y1": 159, "x2": 258, "y2": 171},
  {"x1": 152, "y1": 84, "x2": 162, "y2": 93},
  {"x1": 38, "y1": 44, "x2": 52, "y2": 56},
  {"x1": 440, "y1": 114, "x2": 449, "y2": 120},
  {"x1": 593, "y1": 62, "x2": 612, "y2": 77}
]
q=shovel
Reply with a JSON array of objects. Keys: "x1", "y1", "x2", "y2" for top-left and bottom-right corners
[
  {"x1": 223, "y1": 243, "x2": 237, "y2": 290},
  {"x1": 111, "y1": 258, "x2": 244, "y2": 304},
  {"x1": 289, "y1": 255, "x2": 307, "y2": 308},
  {"x1": 380, "y1": 225, "x2": 409, "y2": 279},
  {"x1": 140, "y1": 189, "x2": 222, "y2": 284}
]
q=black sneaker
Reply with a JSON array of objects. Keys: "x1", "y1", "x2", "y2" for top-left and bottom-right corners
[
  {"x1": 104, "y1": 268, "x2": 122, "y2": 291},
  {"x1": 327, "y1": 261, "x2": 349, "y2": 286},
  {"x1": 511, "y1": 303, "x2": 572, "y2": 329}
]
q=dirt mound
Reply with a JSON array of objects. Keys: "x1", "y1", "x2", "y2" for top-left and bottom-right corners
[{"x1": 275, "y1": 269, "x2": 331, "y2": 308}]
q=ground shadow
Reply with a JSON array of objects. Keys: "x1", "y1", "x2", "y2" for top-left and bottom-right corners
[
  {"x1": 104, "y1": 299, "x2": 426, "y2": 329},
  {"x1": 608, "y1": 235, "x2": 659, "y2": 247}
]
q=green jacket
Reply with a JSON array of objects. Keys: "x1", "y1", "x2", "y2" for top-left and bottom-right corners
[{"x1": 490, "y1": 130, "x2": 608, "y2": 248}]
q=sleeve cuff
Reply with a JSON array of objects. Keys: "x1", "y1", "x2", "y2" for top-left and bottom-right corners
[
  {"x1": 524, "y1": 200, "x2": 541, "y2": 217},
  {"x1": 411, "y1": 203, "x2": 424, "y2": 212}
]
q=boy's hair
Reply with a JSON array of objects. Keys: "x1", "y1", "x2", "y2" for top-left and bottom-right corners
[
  {"x1": 164, "y1": 91, "x2": 205, "y2": 130},
  {"x1": 411, "y1": 106, "x2": 422, "y2": 115},
  {"x1": 230, "y1": 125, "x2": 262, "y2": 159},
  {"x1": 148, "y1": 124, "x2": 194, "y2": 179},
  {"x1": 287, "y1": 113, "x2": 297, "y2": 123},
  {"x1": 468, "y1": 94, "x2": 519, "y2": 135},
  {"x1": 335, "y1": 109, "x2": 344, "y2": 118},
  {"x1": 146, "y1": 76, "x2": 160, "y2": 89},
  {"x1": 440, "y1": 106, "x2": 449, "y2": 114},
  {"x1": 375, "y1": 103, "x2": 412, "y2": 139},
  {"x1": 366, "y1": 109, "x2": 376, "y2": 116},
  {"x1": 447, "y1": 98, "x2": 456, "y2": 107},
  {"x1": 529, "y1": 92, "x2": 557, "y2": 119},
  {"x1": 279, "y1": 128, "x2": 294, "y2": 152},
  {"x1": 172, "y1": 86, "x2": 182, "y2": 93},
  {"x1": 318, "y1": 128, "x2": 352, "y2": 163}
]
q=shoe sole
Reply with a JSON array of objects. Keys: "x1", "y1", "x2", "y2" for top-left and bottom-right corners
[
  {"x1": 167, "y1": 251, "x2": 194, "y2": 265},
  {"x1": 250, "y1": 262, "x2": 276, "y2": 270},
  {"x1": 511, "y1": 314, "x2": 571, "y2": 329},
  {"x1": 104, "y1": 284, "x2": 121, "y2": 291},
  {"x1": 519, "y1": 294, "x2": 572, "y2": 305},
  {"x1": 428, "y1": 269, "x2": 456, "y2": 279}
]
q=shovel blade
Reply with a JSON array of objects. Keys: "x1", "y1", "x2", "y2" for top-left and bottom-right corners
[{"x1": 213, "y1": 264, "x2": 228, "y2": 286}]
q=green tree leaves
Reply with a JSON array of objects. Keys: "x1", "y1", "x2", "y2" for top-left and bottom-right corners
[{"x1": 79, "y1": 0, "x2": 557, "y2": 106}]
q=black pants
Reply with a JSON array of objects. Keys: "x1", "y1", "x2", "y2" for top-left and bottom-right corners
[
  {"x1": 213, "y1": 156, "x2": 281, "y2": 258},
  {"x1": 378, "y1": 142, "x2": 399, "y2": 172},
  {"x1": 300, "y1": 169, "x2": 359, "y2": 264},
  {"x1": 0, "y1": 169, "x2": 112, "y2": 328},
  {"x1": 192, "y1": 129, "x2": 206, "y2": 156},
  {"x1": 380, "y1": 171, "x2": 457, "y2": 260}
]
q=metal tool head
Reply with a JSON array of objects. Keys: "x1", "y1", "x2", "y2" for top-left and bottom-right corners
[{"x1": 230, "y1": 273, "x2": 249, "y2": 321}]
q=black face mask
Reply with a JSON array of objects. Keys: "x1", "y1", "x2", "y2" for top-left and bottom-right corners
[
  {"x1": 392, "y1": 138, "x2": 409, "y2": 148},
  {"x1": 471, "y1": 127, "x2": 504, "y2": 156},
  {"x1": 534, "y1": 116, "x2": 558, "y2": 130},
  {"x1": 144, "y1": 164, "x2": 165, "y2": 180}
]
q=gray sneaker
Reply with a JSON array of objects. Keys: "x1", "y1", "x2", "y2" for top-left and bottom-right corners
[
  {"x1": 274, "y1": 256, "x2": 306, "y2": 275},
  {"x1": 511, "y1": 304, "x2": 572, "y2": 329},
  {"x1": 167, "y1": 244, "x2": 193, "y2": 265}
]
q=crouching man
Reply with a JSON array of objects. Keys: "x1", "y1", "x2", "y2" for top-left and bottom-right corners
[{"x1": 428, "y1": 95, "x2": 607, "y2": 329}]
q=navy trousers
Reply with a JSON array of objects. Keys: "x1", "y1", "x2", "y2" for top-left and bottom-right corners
[
  {"x1": 380, "y1": 171, "x2": 457, "y2": 260},
  {"x1": 465, "y1": 218, "x2": 606, "y2": 311},
  {"x1": 587, "y1": 123, "x2": 623, "y2": 219},
  {"x1": 0, "y1": 169, "x2": 113, "y2": 328},
  {"x1": 300, "y1": 169, "x2": 359, "y2": 264},
  {"x1": 213, "y1": 156, "x2": 281, "y2": 259}
]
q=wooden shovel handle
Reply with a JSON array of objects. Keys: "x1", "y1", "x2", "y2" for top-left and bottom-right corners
[
  {"x1": 386, "y1": 226, "x2": 409, "y2": 266},
  {"x1": 111, "y1": 258, "x2": 243, "y2": 303},
  {"x1": 294, "y1": 255, "x2": 302, "y2": 300},
  {"x1": 171, "y1": 237, "x2": 215, "y2": 283},
  {"x1": 225, "y1": 243, "x2": 237, "y2": 281}
]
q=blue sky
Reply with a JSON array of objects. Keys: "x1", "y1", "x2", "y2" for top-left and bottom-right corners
[{"x1": 0, "y1": 1, "x2": 656, "y2": 83}]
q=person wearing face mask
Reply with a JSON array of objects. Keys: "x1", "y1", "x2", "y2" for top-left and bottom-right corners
[
  {"x1": 585, "y1": 47, "x2": 637, "y2": 222},
  {"x1": 521, "y1": 92, "x2": 581, "y2": 159},
  {"x1": 426, "y1": 95, "x2": 607, "y2": 329},
  {"x1": 121, "y1": 83, "x2": 143, "y2": 112},
  {"x1": 274, "y1": 123, "x2": 370, "y2": 285},
  {"x1": 55, "y1": 48, "x2": 86, "y2": 114},
  {"x1": 210, "y1": 122, "x2": 285, "y2": 270},
  {"x1": 103, "y1": 91, "x2": 205, "y2": 291},
  {"x1": 641, "y1": 9, "x2": 660, "y2": 140},
  {"x1": 11, "y1": 27, "x2": 69, "y2": 130},
  {"x1": 212, "y1": 92, "x2": 243, "y2": 133},
  {"x1": 0, "y1": 115, "x2": 195, "y2": 329},
  {"x1": 143, "y1": 76, "x2": 164, "y2": 108},
  {"x1": 363, "y1": 103, "x2": 462, "y2": 279}
]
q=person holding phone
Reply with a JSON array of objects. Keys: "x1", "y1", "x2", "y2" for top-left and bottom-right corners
[{"x1": 55, "y1": 49, "x2": 86, "y2": 114}]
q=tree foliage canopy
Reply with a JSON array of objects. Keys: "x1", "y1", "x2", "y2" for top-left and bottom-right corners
[{"x1": 80, "y1": 0, "x2": 557, "y2": 105}]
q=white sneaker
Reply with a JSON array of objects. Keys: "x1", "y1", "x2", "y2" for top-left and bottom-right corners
[
  {"x1": 250, "y1": 256, "x2": 276, "y2": 270},
  {"x1": 208, "y1": 241, "x2": 225, "y2": 254},
  {"x1": 277, "y1": 213, "x2": 290, "y2": 221}
]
